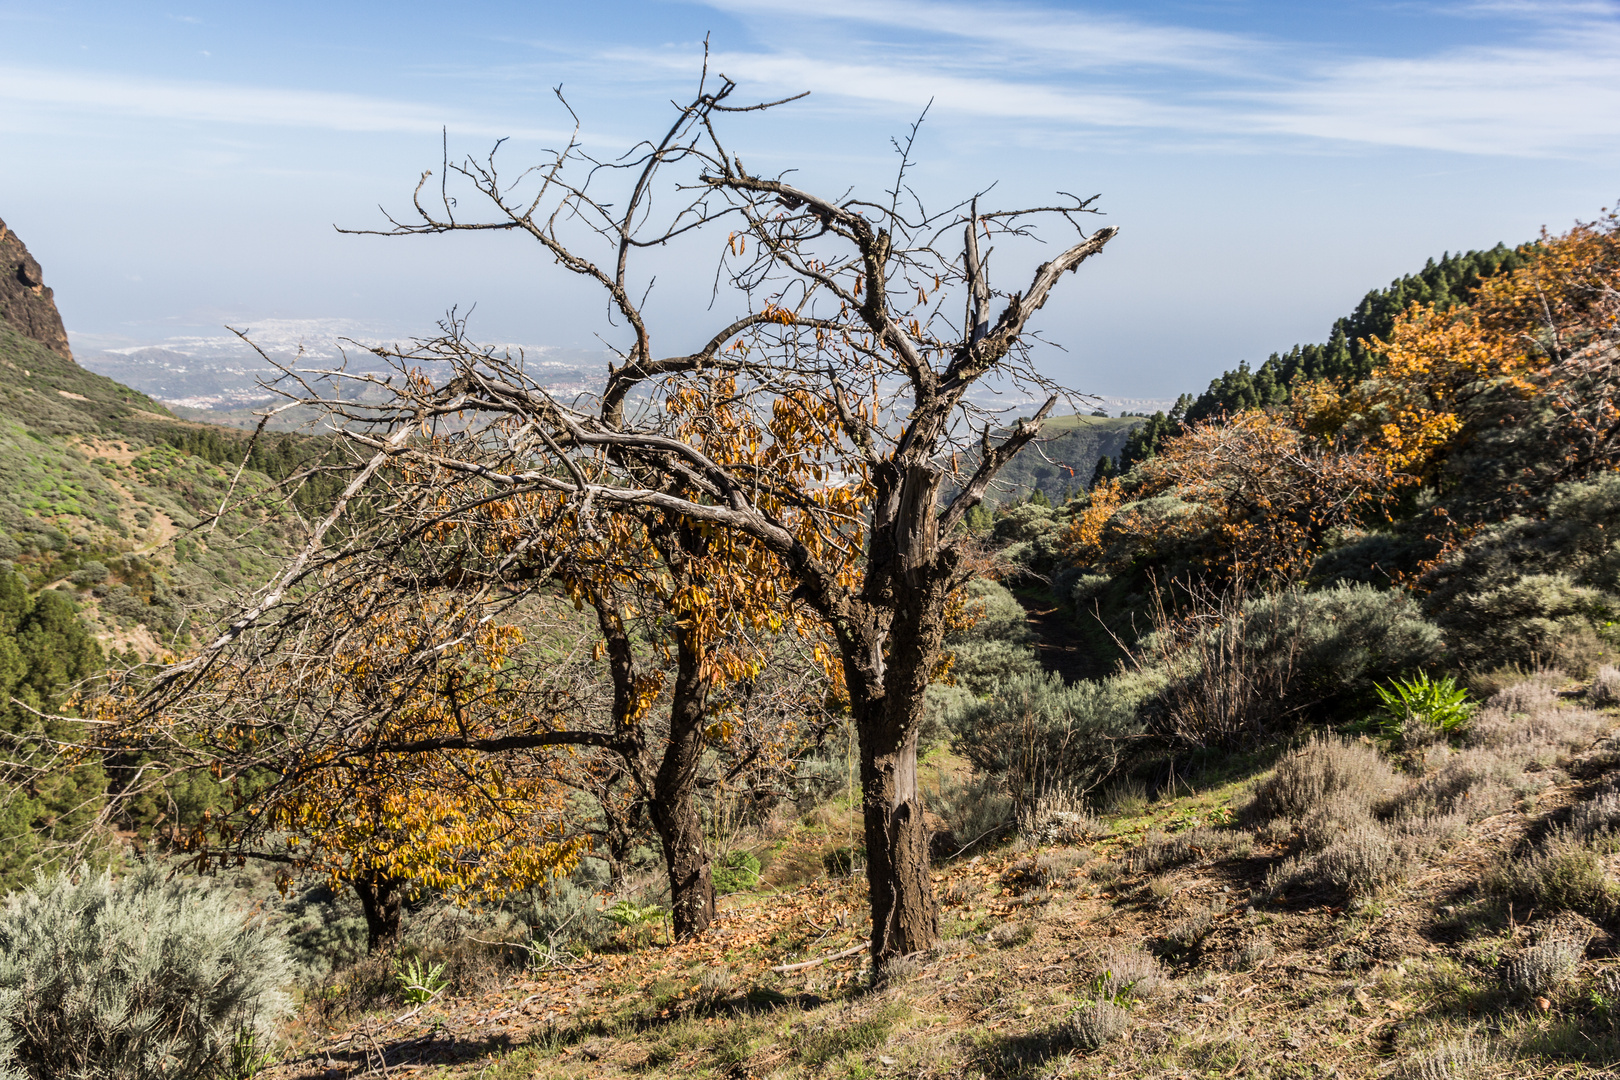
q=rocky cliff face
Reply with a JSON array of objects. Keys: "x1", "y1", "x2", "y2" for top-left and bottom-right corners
[{"x1": 0, "y1": 217, "x2": 73, "y2": 361}]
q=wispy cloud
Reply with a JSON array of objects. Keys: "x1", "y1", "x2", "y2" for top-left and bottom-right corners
[
  {"x1": 698, "y1": 0, "x2": 1277, "y2": 77},
  {"x1": 680, "y1": 0, "x2": 1620, "y2": 157},
  {"x1": 0, "y1": 66, "x2": 569, "y2": 140}
]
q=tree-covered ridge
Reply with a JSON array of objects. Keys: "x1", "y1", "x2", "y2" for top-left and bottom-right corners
[
  {"x1": 979, "y1": 413, "x2": 1138, "y2": 504},
  {"x1": 0, "y1": 316, "x2": 349, "y2": 887},
  {"x1": 1098, "y1": 243, "x2": 1530, "y2": 479}
]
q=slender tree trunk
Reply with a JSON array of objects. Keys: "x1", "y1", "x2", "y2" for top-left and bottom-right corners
[
  {"x1": 352, "y1": 875, "x2": 403, "y2": 951},
  {"x1": 649, "y1": 629, "x2": 716, "y2": 939}
]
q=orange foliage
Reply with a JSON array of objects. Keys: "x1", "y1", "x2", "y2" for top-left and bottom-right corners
[
  {"x1": 1060, "y1": 476, "x2": 1123, "y2": 564},
  {"x1": 1302, "y1": 210, "x2": 1620, "y2": 489},
  {"x1": 1129, "y1": 409, "x2": 1398, "y2": 584},
  {"x1": 143, "y1": 598, "x2": 588, "y2": 904}
]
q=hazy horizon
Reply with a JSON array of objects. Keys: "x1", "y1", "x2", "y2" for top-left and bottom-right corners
[{"x1": 4, "y1": 0, "x2": 1617, "y2": 402}]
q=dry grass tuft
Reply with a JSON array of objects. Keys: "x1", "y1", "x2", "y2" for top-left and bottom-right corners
[
  {"x1": 699, "y1": 965, "x2": 734, "y2": 996},
  {"x1": 1098, "y1": 946, "x2": 1169, "y2": 999},
  {"x1": 1068, "y1": 1000, "x2": 1130, "y2": 1050},
  {"x1": 1018, "y1": 784, "x2": 1111, "y2": 845},
  {"x1": 1399, "y1": 1034, "x2": 1492, "y2": 1080},
  {"x1": 1590, "y1": 665, "x2": 1620, "y2": 708}
]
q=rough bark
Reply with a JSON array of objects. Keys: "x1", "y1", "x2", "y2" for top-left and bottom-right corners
[
  {"x1": 352, "y1": 875, "x2": 404, "y2": 951},
  {"x1": 842, "y1": 466, "x2": 958, "y2": 964},
  {"x1": 650, "y1": 629, "x2": 717, "y2": 939}
]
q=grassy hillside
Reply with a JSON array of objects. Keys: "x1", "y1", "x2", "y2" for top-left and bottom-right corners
[
  {"x1": 0, "y1": 320, "x2": 298, "y2": 655},
  {"x1": 252, "y1": 671, "x2": 1620, "y2": 1080}
]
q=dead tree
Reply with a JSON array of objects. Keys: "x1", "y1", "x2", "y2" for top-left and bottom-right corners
[{"x1": 168, "y1": 64, "x2": 1115, "y2": 966}]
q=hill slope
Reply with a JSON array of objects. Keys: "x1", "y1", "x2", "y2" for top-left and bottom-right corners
[{"x1": 0, "y1": 319, "x2": 297, "y2": 655}]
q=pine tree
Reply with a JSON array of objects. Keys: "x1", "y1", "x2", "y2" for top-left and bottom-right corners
[{"x1": 0, "y1": 578, "x2": 106, "y2": 891}]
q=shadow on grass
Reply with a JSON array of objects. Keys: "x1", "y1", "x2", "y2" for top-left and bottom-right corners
[{"x1": 970, "y1": 1025, "x2": 1078, "y2": 1080}]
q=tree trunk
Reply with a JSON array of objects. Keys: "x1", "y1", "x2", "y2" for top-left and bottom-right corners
[
  {"x1": 858, "y1": 715, "x2": 938, "y2": 963},
  {"x1": 854, "y1": 558, "x2": 951, "y2": 967},
  {"x1": 352, "y1": 875, "x2": 403, "y2": 951},
  {"x1": 649, "y1": 629, "x2": 716, "y2": 939}
]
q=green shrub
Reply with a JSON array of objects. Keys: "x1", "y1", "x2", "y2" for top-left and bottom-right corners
[
  {"x1": 0, "y1": 864, "x2": 290, "y2": 1080},
  {"x1": 1139, "y1": 584, "x2": 1443, "y2": 748},
  {"x1": 601, "y1": 900, "x2": 666, "y2": 946},
  {"x1": 1485, "y1": 829, "x2": 1615, "y2": 917},
  {"x1": 1504, "y1": 940, "x2": 1582, "y2": 997},
  {"x1": 941, "y1": 579, "x2": 1041, "y2": 696},
  {"x1": 1234, "y1": 584, "x2": 1446, "y2": 709},
  {"x1": 1424, "y1": 474, "x2": 1620, "y2": 671},
  {"x1": 1068, "y1": 1000, "x2": 1129, "y2": 1049},
  {"x1": 930, "y1": 773, "x2": 1014, "y2": 857},
  {"x1": 948, "y1": 671, "x2": 1150, "y2": 800},
  {"x1": 713, "y1": 851, "x2": 762, "y2": 894}
]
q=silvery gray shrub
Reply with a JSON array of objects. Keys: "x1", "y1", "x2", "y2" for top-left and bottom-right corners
[{"x1": 0, "y1": 863, "x2": 290, "y2": 1080}]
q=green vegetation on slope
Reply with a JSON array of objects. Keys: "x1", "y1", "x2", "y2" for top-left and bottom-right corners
[{"x1": 0, "y1": 318, "x2": 339, "y2": 886}]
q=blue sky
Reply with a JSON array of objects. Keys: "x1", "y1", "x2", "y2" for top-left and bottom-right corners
[{"x1": 0, "y1": 0, "x2": 1616, "y2": 399}]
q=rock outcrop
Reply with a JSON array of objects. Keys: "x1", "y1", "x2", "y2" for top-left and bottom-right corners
[{"x1": 0, "y1": 217, "x2": 73, "y2": 361}]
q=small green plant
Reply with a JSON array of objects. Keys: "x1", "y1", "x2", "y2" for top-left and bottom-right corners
[
  {"x1": 601, "y1": 899, "x2": 668, "y2": 946},
  {"x1": 1367, "y1": 673, "x2": 1475, "y2": 747},
  {"x1": 394, "y1": 956, "x2": 448, "y2": 1005},
  {"x1": 225, "y1": 1028, "x2": 276, "y2": 1080},
  {"x1": 713, "y1": 851, "x2": 762, "y2": 894}
]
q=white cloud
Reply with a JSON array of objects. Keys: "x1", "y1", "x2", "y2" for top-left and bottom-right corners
[
  {"x1": 698, "y1": 0, "x2": 1276, "y2": 77},
  {"x1": 0, "y1": 65, "x2": 569, "y2": 140},
  {"x1": 680, "y1": 0, "x2": 1620, "y2": 157},
  {"x1": 1242, "y1": 40, "x2": 1620, "y2": 155}
]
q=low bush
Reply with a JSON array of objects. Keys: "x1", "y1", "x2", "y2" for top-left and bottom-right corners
[
  {"x1": 1245, "y1": 735, "x2": 1401, "y2": 825},
  {"x1": 1485, "y1": 829, "x2": 1615, "y2": 917},
  {"x1": 1425, "y1": 473, "x2": 1620, "y2": 673},
  {"x1": 713, "y1": 851, "x2": 762, "y2": 894},
  {"x1": 1097, "y1": 947, "x2": 1167, "y2": 999},
  {"x1": 699, "y1": 966, "x2": 733, "y2": 996},
  {"x1": 1592, "y1": 665, "x2": 1620, "y2": 707},
  {"x1": 1130, "y1": 826, "x2": 1254, "y2": 873},
  {"x1": 1068, "y1": 1000, "x2": 1130, "y2": 1050},
  {"x1": 1233, "y1": 937, "x2": 1276, "y2": 970},
  {"x1": 0, "y1": 864, "x2": 290, "y2": 1080},
  {"x1": 519, "y1": 873, "x2": 611, "y2": 952},
  {"x1": 1399, "y1": 1034, "x2": 1492, "y2": 1080},
  {"x1": 942, "y1": 579, "x2": 1042, "y2": 696},
  {"x1": 1164, "y1": 909, "x2": 1214, "y2": 949},
  {"x1": 1016, "y1": 785, "x2": 1110, "y2": 846},
  {"x1": 931, "y1": 773, "x2": 1016, "y2": 857},
  {"x1": 1504, "y1": 940, "x2": 1582, "y2": 997},
  {"x1": 1310, "y1": 821, "x2": 1408, "y2": 896},
  {"x1": 948, "y1": 671, "x2": 1149, "y2": 802},
  {"x1": 1138, "y1": 583, "x2": 1444, "y2": 749},
  {"x1": 1467, "y1": 680, "x2": 1608, "y2": 759},
  {"x1": 1570, "y1": 785, "x2": 1620, "y2": 839}
]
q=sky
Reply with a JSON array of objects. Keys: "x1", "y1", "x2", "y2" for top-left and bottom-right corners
[{"x1": 0, "y1": 0, "x2": 1616, "y2": 401}]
